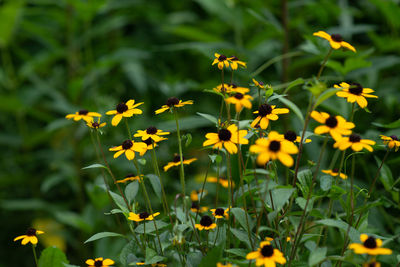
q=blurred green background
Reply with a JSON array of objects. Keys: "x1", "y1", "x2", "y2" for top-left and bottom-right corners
[{"x1": 1, "y1": 0, "x2": 400, "y2": 266}]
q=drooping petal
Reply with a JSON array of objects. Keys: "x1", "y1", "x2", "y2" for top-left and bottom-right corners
[{"x1": 111, "y1": 114, "x2": 123, "y2": 126}]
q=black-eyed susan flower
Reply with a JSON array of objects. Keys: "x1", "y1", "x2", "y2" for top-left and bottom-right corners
[
  {"x1": 116, "y1": 174, "x2": 142, "y2": 184},
  {"x1": 252, "y1": 78, "x2": 265, "y2": 89},
  {"x1": 250, "y1": 131, "x2": 298, "y2": 167},
  {"x1": 203, "y1": 124, "x2": 248, "y2": 154},
  {"x1": 349, "y1": 234, "x2": 392, "y2": 255},
  {"x1": 380, "y1": 135, "x2": 400, "y2": 151},
  {"x1": 217, "y1": 263, "x2": 233, "y2": 267},
  {"x1": 213, "y1": 83, "x2": 249, "y2": 95},
  {"x1": 210, "y1": 207, "x2": 229, "y2": 219},
  {"x1": 311, "y1": 111, "x2": 355, "y2": 140},
  {"x1": 86, "y1": 258, "x2": 114, "y2": 267},
  {"x1": 86, "y1": 118, "x2": 106, "y2": 129},
  {"x1": 128, "y1": 211, "x2": 160, "y2": 222},
  {"x1": 230, "y1": 84, "x2": 250, "y2": 94},
  {"x1": 322, "y1": 169, "x2": 347, "y2": 179},
  {"x1": 66, "y1": 110, "x2": 101, "y2": 122},
  {"x1": 163, "y1": 154, "x2": 197, "y2": 172},
  {"x1": 190, "y1": 189, "x2": 207, "y2": 201},
  {"x1": 14, "y1": 228, "x2": 44, "y2": 245},
  {"x1": 228, "y1": 56, "x2": 247, "y2": 70},
  {"x1": 246, "y1": 240, "x2": 286, "y2": 267},
  {"x1": 134, "y1": 127, "x2": 169, "y2": 142},
  {"x1": 208, "y1": 177, "x2": 235, "y2": 188},
  {"x1": 333, "y1": 134, "x2": 376, "y2": 152},
  {"x1": 313, "y1": 31, "x2": 356, "y2": 52},
  {"x1": 106, "y1": 100, "x2": 143, "y2": 126},
  {"x1": 363, "y1": 261, "x2": 380, "y2": 267},
  {"x1": 225, "y1": 93, "x2": 253, "y2": 113},
  {"x1": 195, "y1": 215, "x2": 217, "y2": 231},
  {"x1": 109, "y1": 140, "x2": 147, "y2": 160},
  {"x1": 251, "y1": 104, "x2": 289, "y2": 129},
  {"x1": 280, "y1": 130, "x2": 311, "y2": 144},
  {"x1": 190, "y1": 202, "x2": 208, "y2": 213},
  {"x1": 334, "y1": 82, "x2": 378, "y2": 108},
  {"x1": 155, "y1": 97, "x2": 193, "y2": 115},
  {"x1": 138, "y1": 137, "x2": 166, "y2": 156},
  {"x1": 212, "y1": 53, "x2": 230, "y2": 70}
]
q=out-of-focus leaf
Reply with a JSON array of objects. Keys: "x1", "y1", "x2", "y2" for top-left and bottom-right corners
[
  {"x1": 231, "y1": 207, "x2": 254, "y2": 231},
  {"x1": 315, "y1": 219, "x2": 360, "y2": 242},
  {"x1": 308, "y1": 246, "x2": 327, "y2": 266},
  {"x1": 38, "y1": 247, "x2": 68, "y2": 267},
  {"x1": 135, "y1": 220, "x2": 168, "y2": 234},
  {"x1": 372, "y1": 119, "x2": 400, "y2": 129},
  {"x1": 84, "y1": 231, "x2": 124, "y2": 243},
  {"x1": 125, "y1": 181, "x2": 139, "y2": 204},
  {"x1": 0, "y1": 0, "x2": 24, "y2": 48},
  {"x1": 146, "y1": 174, "x2": 162, "y2": 200},
  {"x1": 197, "y1": 112, "x2": 218, "y2": 124},
  {"x1": 82, "y1": 163, "x2": 107, "y2": 170},
  {"x1": 198, "y1": 244, "x2": 223, "y2": 267},
  {"x1": 278, "y1": 97, "x2": 304, "y2": 124}
]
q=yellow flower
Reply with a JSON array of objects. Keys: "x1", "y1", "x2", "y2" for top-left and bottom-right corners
[
  {"x1": 155, "y1": 97, "x2": 193, "y2": 115},
  {"x1": 190, "y1": 189, "x2": 207, "y2": 201},
  {"x1": 210, "y1": 207, "x2": 230, "y2": 219},
  {"x1": 163, "y1": 154, "x2": 197, "y2": 171},
  {"x1": 212, "y1": 53, "x2": 230, "y2": 70},
  {"x1": 213, "y1": 83, "x2": 249, "y2": 95},
  {"x1": 134, "y1": 127, "x2": 170, "y2": 142},
  {"x1": 225, "y1": 93, "x2": 253, "y2": 113},
  {"x1": 128, "y1": 211, "x2": 160, "y2": 222},
  {"x1": 86, "y1": 117, "x2": 106, "y2": 129},
  {"x1": 115, "y1": 174, "x2": 142, "y2": 184},
  {"x1": 380, "y1": 135, "x2": 400, "y2": 151},
  {"x1": 66, "y1": 110, "x2": 101, "y2": 122},
  {"x1": 106, "y1": 100, "x2": 143, "y2": 126},
  {"x1": 246, "y1": 241, "x2": 286, "y2": 267},
  {"x1": 14, "y1": 228, "x2": 44, "y2": 245},
  {"x1": 86, "y1": 258, "x2": 114, "y2": 267},
  {"x1": 195, "y1": 215, "x2": 217, "y2": 231},
  {"x1": 217, "y1": 263, "x2": 233, "y2": 267},
  {"x1": 349, "y1": 234, "x2": 392, "y2": 255},
  {"x1": 208, "y1": 177, "x2": 235, "y2": 188},
  {"x1": 250, "y1": 131, "x2": 299, "y2": 167},
  {"x1": 138, "y1": 137, "x2": 166, "y2": 156},
  {"x1": 313, "y1": 31, "x2": 356, "y2": 52},
  {"x1": 280, "y1": 130, "x2": 311, "y2": 144},
  {"x1": 228, "y1": 56, "x2": 247, "y2": 70},
  {"x1": 334, "y1": 82, "x2": 378, "y2": 108},
  {"x1": 190, "y1": 202, "x2": 208, "y2": 213},
  {"x1": 311, "y1": 111, "x2": 355, "y2": 140},
  {"x1": 109, "y1": 140, "x2": 147, "y2": 160},
  {"x1": 322, "y1": 169, "x2": 347, "y2": 179},
  {"x1": 333, "y1": 134, "x2": 376, "y2": 152},
  {"x1": 363, "y1": 261, "x2": 380, "y2": 267},
  {"x1": 251, "y1": 104, "x2": 289, "y2": 129},
  {"x1": 203, "y1": 124, "x2": 248, "y2": 154},
  {"x1": 252, "y1": 78, "x2": 265, "y2": 89}
]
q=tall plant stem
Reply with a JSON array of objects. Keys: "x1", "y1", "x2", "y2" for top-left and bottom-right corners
[
  {"x1": 32, "y1": 245, "x2": 38, "y2": 267},
  {"x1": 316, "y1": 48, "x2": 333, "y2": 80},
  {"x1": 173, "y1": 109, "x2": 186, "y2": 199}
]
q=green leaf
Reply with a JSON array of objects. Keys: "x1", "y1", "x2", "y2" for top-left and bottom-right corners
[
  {"x1": 315, "y1": 219, "x2": 360, "y2": 242},
  {"x1": 278, "y1": 97, "x2": 304, "y2": 124},
  {"x1": 198, "y1": 244, "x2": 223, "y2": 267},
  {"x1": 267, "y1": 187, "x2": 295, "y2": 211},
  {"x1": 320, "y1": 175, "x2": 332, "y2": 191},
  {"x1": 225, "y1": 248, "x2": 247, "y2": 258},
  {"x1": 184, "y1": 133, "x2": 192, "y2": 147},
  {"x1": 82, "y1": 163, "x2": 107, "y2": 170},
  {"x1": 146, "y1": 174, "x2": 162, "y2": 200},
  {"x1": 197, "y1": 112, "x2": 218, "y2": 124},
  {"x1": 313, "y1": 88, "x2": 342, "y2": 109},
  {"x1": 295, "y1": 197, "x2": 314, "y2": 212},
  {"x1": 125, "y1": 181, "x2": 139, "y2": 204},
  {"x1": 283, "y1": 78, "x2": 304, "y2": 94},
  {"x1": 0, "y1": 0, "x2": 24, "y2": 48},
  {"x1": 109, "y1": 191, "x2": 129, "y2": 213},
  {"x1": 372, "y1": 118, "x2": 400, "y2": 129},
  {"x1": 38, "y1": 247, "x2": 68, "y2": 267},
  {"x1": 135, "y1": 220, "x2": 168, "y2": 234},
  {"x1": 145, "y1": 247, "x2": 166, "y2": 264},
  {"x1": 84, "y1": 231, "x2": 124, "y2": 243},
  {"x1": 308, "y1": 247, "x2": 327, "y2": 266},
  {"x1": 231, "y1": 207, "x2": 254, "y2": 231},
  {"x1": 374, "y1": 156, "x2": 394, "y2": 191},
  {"x1": 208, "y1": 154, "x2": 222, "y2": 163},
  {"x1": 230, "y1": 228, "x2": 252, "y2": 249}
]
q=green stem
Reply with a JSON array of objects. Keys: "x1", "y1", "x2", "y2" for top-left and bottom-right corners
[
  {"x1": 128, "y1": 223, "x2": 146, "y2": 254},
  {"x1": 173, "y1": 109, "x2": 186, "y2": 198},
  {"x1": 316, "y1": 48, "x2": 333, "y2": 80},
  {"x1": 213, "y1": 223, "x2": 221, "y2": 247},
  {"x1": 32, "y1": 244, "x2": 38, "y2": 267},
  {"x1": 125, "y1": 118, "x2": 132, "y2": 138}
]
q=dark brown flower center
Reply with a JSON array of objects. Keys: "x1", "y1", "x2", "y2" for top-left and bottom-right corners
[
  {"x1": 215, "y1": 208, "x2": 225, "y2": 216},
  {"x1": 191, "y1": 202, "x2": 199, "y2": 209},
  {"x1": 218, "y1": 129, "x2": 232, "y2": 141},
  {"x1": 332, "y1": 168, "x2": 339, "y2": 173},
  {"x1": 79, "y1": 109, "x2": 88, "y2": 115},
  {"x1": 146, "y1": 126, "x2": 157, "y2": 134},
  {"x1": 258, "y1": 104, "x2": 273, "y2": 117},
  {"x1": 349, "y1": 82, "x2": 363, "y2": 95},
  {"x1": 368, "y1": 263, "x2": 376, "y2": 267},
  {"x1": 122, "y1": 140, "x2": 133, "y2": 149},
  {"x1": 234, "y1": 93, "x2": 244, "y2": 99},
  {"x1": 125, "y1": 173, "x2": 135, "y2": 178},
  {"x1": 94, "y1": 260, "x2": 103, "y2": 267},
  {"x1": 230, "y1": 83, "x2": 237, "y2": 88},
  {"x1": 173, "y1": 154, "x2": 184, "y2": 162},
  {"x1": 143, "y1": 138, "x2": 152, "y2": 146},
  {"x1": 331, "y1": 34, "x2": 343, "y2": 42},
  {"x1": 349, "y1": 134, "x2": 361, "y2": 143},
  {"x1": 166, "y1": 97, "x2": 179, "y2": 107},
  {"x1": 92, "y1": 122, "x2": 100, "y2": 128},
  {"x1": 218, "y1": 54, "x2": 227, "y2": 61},
  {"x1": 390, "y1": 135, "x2": 398, "y2": 141},
  {"x1": 139, "y1": 212, "x2": 150, "y2": 219},
  {"x1": 269, "y1": 141, "x2": 281, "y2": 152},
  {"x1": 200, "y1": 215, "x2": 213, "y2": 227},
  {"x1": 363, "y1": 236, "x2": 377, "y2": 249},
  {"x1": 258, "y1": 81, "x2": 264, "y2": 86},
  {"x1": 230, "y1": 56, "x2": 238, "y2": 61},
  {"x1": 116, "y1": 102, "x2": 128, "y2": 113},
  {"x1": 26, "y1": 228, "x2": 37, "y2": 236},
  {"x1": 284, "y1": 131, "x2": 297, "y2": 142},
  {"x1": 260, "y1": 244, "x2": 274, "y2": 257},
  {"x1": 325, "y1": 116, "x2": 338, "y2": 128}
]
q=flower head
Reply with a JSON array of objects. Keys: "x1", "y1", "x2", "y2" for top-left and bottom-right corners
[
  {"x1": 203, "y1": 124, "x2": 248, "y2": 154},
  {"x1": 163, "y1": 154, "x2": 197, "y2": 171},
  {"x1": 190, "y1": 202, "x2": 208, "y2": 213},
  {"x1": 190, "y1": 189, "x2": 207, "y2": 201},
  {"x1": 228, "y1": 56, "x2": 247, "y2": 70},
  {"x1": 333, "y1": 134, "x2": 376, "y2": 152},
  {"x1": 66, "y1": 110, "x2": 101, "y2": 122},
  {"x1": 363, "y1": 261, "x2": 380, "y2": 267},
  {"x1": 128, "y1": 211, "x2": 160, "y2": 222},
  {"x1": 116, "y1": 174, "x2": 142, "y2": 184},
  {"x1": 313, "y1": 31, "x2": 356, "y2": 52},
  {"x1": 280, "y1": 130, "x2": 311, "y2": 144},
  {"x1": 213, "y1": 83, "x2": 249, "y2": 95},
  {"x1": 225, "y1": 93, "x2": 253, "y2": 113},
  {"x1": 380, "y1": 135, "x2": 400, "y2": 151},
  {"x1": 252, "y1": 78, "x2": 265, "y2": 89},
  {"x1": 134, "y1": 127, "x2": 169, "y2": 142},
  {"x1": 210, "y1": 207, "x2": 230, "y2": 219},
  {"x1": 14, "y1": 228, "x2": 44, "y2": 245},
  {"x1": 195, "y1": 215, "x2": 217, "y2": 230},
  {"x1": 250, "y1": 131, "x2": 299, "y2": 167},
  {"x1": 86, "y1": 117, "x2": 106, "y2": 129},
  {"x1": 246, "y1": 240, "x2": 286, "y2": 267},
  {"x1": 86, "y1": 258, "x2": 114, "y2": 267},
  {"x1": 217, "y1": 263, "x2": 233, "y2": 267},
  {"x1": 155, "y1": 97, "x2": 193, "y2": 114},
  {"x1": 322, "y1": 169, "x2": 347, "y2": 179},
  {"x1": 208, "y1": 177, "x2": 235, "y2": 188},
  {"x1": 251, "y1": 104, "x2": 289, "y2": 129},
  {"x1": 106, "y1": 100, "x2": 143, "y2": 126},
  {"x1": 335, "y1": 82, "x2": 378, "y2": 108},
  {"x1": 212, "y1": 53, "x2": 230, "y2": 70},
  {"x1": 311, "y1": 111, "x2": 355, "y2": 140},
  {"x1": 109, "y1": 140, "x2": 147, "y2": 160},
  {"x1": 349, "y1": 234, "x2": 392, "y2": 255}
]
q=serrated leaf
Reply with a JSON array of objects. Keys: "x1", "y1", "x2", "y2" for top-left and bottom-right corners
[
  {"x1": 38, "y1": 247, "x2": 68, "y2": 267},
  {"x1": 82, "y1": 163, "x2": 107, "y2": 170},
  {"x1": 146, "y1": 174, "x2": 162, "y2": 200},
  {"x1": 84, "y1": 231, "x2": 124, "y2": 243}
]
